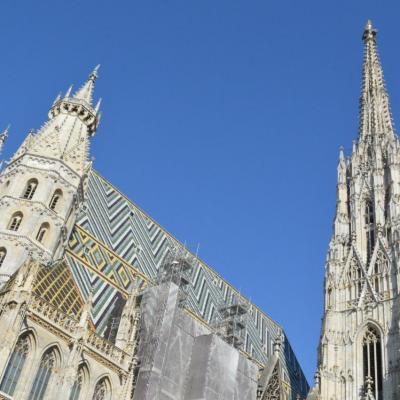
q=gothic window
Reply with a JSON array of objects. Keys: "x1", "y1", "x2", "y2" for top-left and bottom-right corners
[
  {"x1": 69, "y1": 365, "x2": 86, "y2": 400},
  {"x1": 365, "y1": 200, "x2": 376, "y2": 261},
  {"x1": 327, "y1": 287, "x2": 333, "y2": 308},
  {"x1": 29, "y1": 348, "x2": 57, "y2": 400},
  {"x1": 92, "y1": 378, "x2": 110, "y2": 400},
  {"x1": 362, "y1": 326, "x2": 383, "y2": 399},
  {"x1": 22, "y1": 178, "x2": 38, "y2": 200},
  {"x1": 8, "y1": 212, "x2": 23, "y2": 231},
  {"x1": 0, "y1": 248, "x2": 6, "y2": 267},
  {"x1": 0, "y1": 334, "x2": 30, "y2": 396},
  {"x1": 348, "y1": 259, "x2": 363, "y2": 300},
  {"x1": 384, "y1": 187, "x2": 390, "y2": 221},
  {"x1": 36, "y1": 223, "x2": 50, "y2": 244},
  {"x1": 49, "y1": 189, "x2": 62, "y2": 211}
]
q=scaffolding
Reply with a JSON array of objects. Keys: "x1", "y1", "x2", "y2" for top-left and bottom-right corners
[
  {"x1": 156, "y1": 247, "x2": 194, "y2": 308},
  {"x1": 213, "y1": 295, "x2": 249, "y2": 349}
]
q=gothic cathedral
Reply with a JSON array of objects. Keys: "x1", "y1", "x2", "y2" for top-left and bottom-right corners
[
  {"x1": 0, "y1": 17, "x2": 398, "y2": 400},
  {"x1": 0, "y1": 32, "x2": 308, "y2": 400},
  {"x1": 310, "y1": 21, "x2": 400, "y2": 400}
]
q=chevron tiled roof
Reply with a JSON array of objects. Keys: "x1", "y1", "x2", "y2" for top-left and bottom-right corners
[{"x1": 66, "y1": 170, "x2": 309, "y2": 397}]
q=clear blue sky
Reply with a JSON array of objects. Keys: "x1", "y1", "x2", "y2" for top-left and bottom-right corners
[{"x1": 1, "y1": 0, "x2": 399, "y2": 383}]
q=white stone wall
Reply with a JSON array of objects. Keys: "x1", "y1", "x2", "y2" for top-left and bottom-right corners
[
  {"x1": 0, "y1": 71, "x2": 98, "y2": 286},
  {"x1": 0, "y1": 155, "x2": 82, "y2": 283}
]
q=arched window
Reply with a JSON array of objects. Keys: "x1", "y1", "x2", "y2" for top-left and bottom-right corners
[
  {"x1": 362, "y1": 326, "x2": 383, "y2": 399},
  {"x1": 348, "y1": 258, "x2": 363, "y2": 300},
  {"x1": 49, "y1": 189, "x2": 62, "y2": 211},
  {"x1": 0, "y1": 334, "x2": 30, "y2": 396},
  {"x1": 22, "y1": 178, "x2": 38, "y2": 200},
  {"x1": 365, "y1": 200, "x2": 376, "y2": 262},
  {"x1": 29, "y1": 348, "x2": 57, "y2": 400},
  {"x1": 0, "y1": 248, "x2": 6, "y2": 267},
  {"x1": 36, "y1": 223, "x2": 50, "y2": 244},
  {"x1": 69, "y1": 365, "x2": 87, "y2": 400},
  {"x1": 8, "y1": 212, "x2": 23, "y2": 231},
  {"x1": 365, "y1": 201, "x2": 375, "y2": 225},
  {"x1": 92, "y1": 378, "x2": 110, "y2": 400}
]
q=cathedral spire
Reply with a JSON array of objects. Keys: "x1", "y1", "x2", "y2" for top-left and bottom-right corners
[
  {"x1": 10, "y1": 68, "x2": 103, "y2": 174},
  {"x1": 359, "y1": 20, "x2": 394, "y2": 141},
  {"x1": 313, "y1": 22, "x2": 400, "y2": 400},
  {"x1": 73, "y1": 65, "x2": 100, "y2": 106}
]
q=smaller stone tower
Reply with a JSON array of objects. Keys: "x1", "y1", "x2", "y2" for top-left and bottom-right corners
[{"x1": 0, "y1": 67, "x2": 101, "y2": 285}]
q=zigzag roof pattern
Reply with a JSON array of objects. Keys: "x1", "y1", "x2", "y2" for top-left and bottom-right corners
[{"x1": 66, "y1": 170, "x2": 310, "y2": 397}]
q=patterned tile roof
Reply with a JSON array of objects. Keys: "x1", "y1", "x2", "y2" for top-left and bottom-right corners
[{"x1": 66, "y1": 170, "x2": 309, "y2": 398}]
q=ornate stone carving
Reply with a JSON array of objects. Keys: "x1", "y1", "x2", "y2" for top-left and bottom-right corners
[{"x1": 261, "y1": 364, "x2": 281, "y2": 400}]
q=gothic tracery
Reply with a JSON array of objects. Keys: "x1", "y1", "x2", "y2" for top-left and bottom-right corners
[
  {"x1": 262, "y1": 364, "x2": 281, "y2": 400},
  {"x1": 315, "y1": 20, "x2": 400, "y2": 400}
]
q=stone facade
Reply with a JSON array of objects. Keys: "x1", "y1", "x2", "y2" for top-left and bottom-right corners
[
  {"x1": 0, "y1": 67, "x2": 100, "y2": 285},
  {"x1": 0, "y1": 64, "x2": 309, "y2": 399},
  {"x1": 0, "y1": 260, "x2": 130, "y2": 400},
  {"x1": 310, "y1": 21, "x2": 400, "y2": 400}
]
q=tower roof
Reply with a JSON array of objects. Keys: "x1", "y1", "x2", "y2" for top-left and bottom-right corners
[
  {"x1": 359, "y1": 20, "x2": 394, "y2": 140},
  {"x1": 72, "y1": 65, "x2": 100, "y2": 106},
  {"x1": 10, "y1": 68, "x2": 101, "y2": 175}
]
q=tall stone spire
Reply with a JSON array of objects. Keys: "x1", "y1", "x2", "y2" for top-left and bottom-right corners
[
  {"x1": 14, "y1": 67, "x2": 102, "y2": 175},
  {"x1": 0, "y1": 68, "x2": 102, "y2": 285},
  {"x1": 72, "y1": 65, "x2": 100, "y2": 105},
  {"x1": 311, "y1": 22, "x2": 400, "y2": 400},
  {"x1": 359, "y1": 20, "x2": 394, "y2": 141}
]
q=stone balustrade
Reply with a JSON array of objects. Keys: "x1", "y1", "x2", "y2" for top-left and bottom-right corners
[
  {"x1": 29, "y1": 295, "x2": 77, "y2": 334},
  {"x1": 86, "y1": 330, "x2": 130, "y2": 366},
  {"x1": 27, "y1": 295, "x2": 129, "y2": 367}
]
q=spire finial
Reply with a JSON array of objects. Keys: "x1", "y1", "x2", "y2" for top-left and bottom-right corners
[
  {"x1": 363, "y1": 19, "x2": 377, "y2": 42},
  {"x1": 73, "y1": 65, "x2": 100, "y2": 105},
  {"x1": 0, "y1": 124, "x2": 9, "y2": 143},
  {"x1": 95, "y1": 98, "x2": 102, "y2": 113},
  {"x1": 0, "y1": 125, "x2": 10, "y2": 167},
  {"x1": 359, "y1": 21, "x2": 393, "y2": 140},
  {"x1": 65, "y1": 84, "x2": 73, "y2": 98},
  {"x1": 52, "y1": 92, "x2": 61, "y2": 106},
  {"x1": 0, "y1": 124, "x2": 10, "y2": 140},
  {"x1": 273, "y1": 331, "x2": 283, "y2": 355},
  {"x1": 339, "y1": 145, "x2": 346, "y2": 164},
  {"x1": 89, "y1": 64, "x2": 100, "y2": 82}
]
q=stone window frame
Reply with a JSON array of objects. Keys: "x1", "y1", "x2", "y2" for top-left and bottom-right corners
[
  {"x1": 22, "y1": 178, "x2": 39, "y2": 200},
  {"x1": 49, "y1": 189, "x2": 63, "y2": 212},
  {"x1": 8, "y1": 212, "x2": 23, "y2": 232}
]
